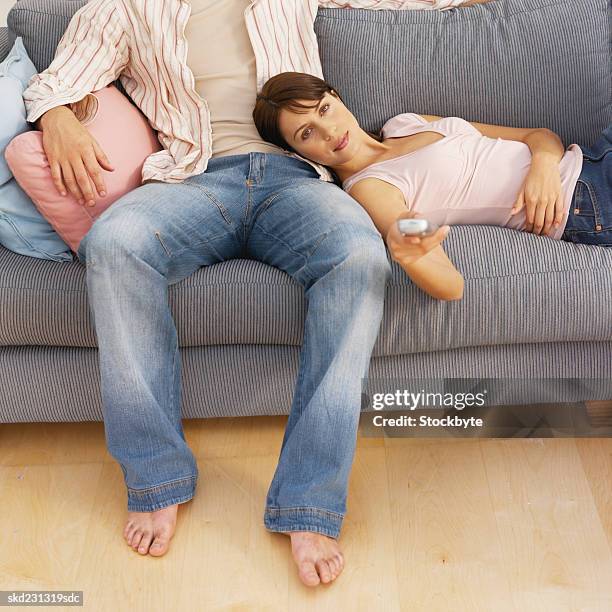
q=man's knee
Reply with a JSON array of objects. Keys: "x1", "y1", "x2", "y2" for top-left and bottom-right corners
[
  {"x1": 343, "y1": 234, "x2": 392, "y2": 283},
  {"x1": 83, "y1": 205, "x2": 160, "y2": 265},
  {"x1": 309, "y1": 225, "x2": 392, "y2": 286}
]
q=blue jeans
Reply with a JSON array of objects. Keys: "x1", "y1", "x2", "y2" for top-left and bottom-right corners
[
  {"x1": 75, "y1": 152, "x2": 391, "y2": 539},
  {"x1": 561, "y1": 124, "x2": 612, "y2": 246}
]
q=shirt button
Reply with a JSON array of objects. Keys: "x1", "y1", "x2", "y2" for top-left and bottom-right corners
[{"x1": 596, "y1": 224, "x2": 602, "y2": 231}]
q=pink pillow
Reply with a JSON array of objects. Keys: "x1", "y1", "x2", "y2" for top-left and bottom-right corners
[{"x1": 5, "y1": 84, "x2": 162, "y2": 254}]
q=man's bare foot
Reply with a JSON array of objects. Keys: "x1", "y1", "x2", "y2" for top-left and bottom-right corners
[
  {"x1": 123, "y1": 504, "x2": 178, "y2": 557},
  {"x1": 289, "y1": 531, "x2": 345, "y2": 587}
]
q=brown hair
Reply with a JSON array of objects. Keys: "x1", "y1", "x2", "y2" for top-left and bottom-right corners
[{"x1": 253, "y1": 71, "x2": 383, "y2": 152}]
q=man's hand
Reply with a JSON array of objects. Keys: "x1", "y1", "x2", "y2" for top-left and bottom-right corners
[
  {"x1": 386, "y1": 210, "x2": 451, "y2": 267},
  {"x1": 38, "y1": 105, "x2": 114, "y2": 207}
]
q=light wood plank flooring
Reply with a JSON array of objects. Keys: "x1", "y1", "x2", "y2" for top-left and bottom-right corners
[{"x1": 1, "y1": 411, "x2": 612, "y2": 611}]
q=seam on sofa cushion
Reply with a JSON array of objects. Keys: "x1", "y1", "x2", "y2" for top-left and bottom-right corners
[
  {"x1": 460, "y1": 266, "x2": 612, "y2": 281},
  {"x1": 316, "y1": 0, "x2": 599, "y2": 26},
  {"x1": 1, "y1": 265, "x2": 610, "y2": 293}
]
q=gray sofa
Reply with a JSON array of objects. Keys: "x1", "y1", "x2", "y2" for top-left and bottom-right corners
[{"x1": 1, "y1": 0, "x2": 611, "y2": 423}]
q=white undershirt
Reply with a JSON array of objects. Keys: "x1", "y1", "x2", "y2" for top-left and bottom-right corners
[{"x1": 184, "y1": 0, "x2": 285, "y2": 158}]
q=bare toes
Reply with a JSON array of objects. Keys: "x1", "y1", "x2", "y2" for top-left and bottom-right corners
[
  {"x1": 127, "y1": 528, "x2": 139, "y2": 546},
  {"x1": 334, "y1": 553, "x2": 345, "y2": 575},
  {"x1": 299, "y1": 560, "x2": 321, "y2": 587},
  {"x1": 137, "y1": 532, "x2": 154, "y2": 555},
  {"x1": 130, "y1": 530, "x2": 143, "y2": 549},
  {"x1": 125, "y1": 525, "x2": 137, "y2": 544},
  {"x1": 148, "y1": 536, "x2": 170, "y2": 557},
  {"x1": 328, "y1": 556, "x2": 339, "y2": 579},
  {"x1": 316, "y1": 559, "x2": 332, "y2": 584}
]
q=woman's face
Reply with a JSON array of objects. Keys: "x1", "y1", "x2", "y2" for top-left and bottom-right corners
[{"x1": 278, "y1": 92, "x2": 362, "y2": 166}]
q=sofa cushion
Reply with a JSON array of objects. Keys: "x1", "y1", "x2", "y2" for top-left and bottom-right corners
[
  {"x1": 1, "y1": 225, "x2": 611, "y2": 353},
  {"x1": 315, "y1": 0, "x2": 611, "y2": 148}
]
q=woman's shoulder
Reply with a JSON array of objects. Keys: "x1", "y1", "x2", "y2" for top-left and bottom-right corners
[
  {"x1": 344, "y1": 176, "x2": 408, "y2": 208},
  {"x1": 381, "y1": 113, "x2": 429, "y2": 138},
  {"x1": 381, "y1": 112, "x2": 480, "y2": 138}
]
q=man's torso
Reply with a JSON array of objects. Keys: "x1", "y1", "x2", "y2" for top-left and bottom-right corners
[{"x1": 184, "y1": 0, "x2": 285, "y2": 158}]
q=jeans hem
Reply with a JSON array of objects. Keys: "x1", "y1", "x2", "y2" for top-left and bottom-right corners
[
  {"x1": 126, "y1": 475, "x2": 197, "y2": 512},
  {"x1": 264, "y1": 506, "x2": 344, "y2": 540}
]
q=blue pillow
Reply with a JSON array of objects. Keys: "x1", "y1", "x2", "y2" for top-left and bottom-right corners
[
  {"x1": 0, "y1": 37, "x2": 73, "y2": 262},
  {"x1": 0, "y1": 37, "x2": 36, "y2": 185}
]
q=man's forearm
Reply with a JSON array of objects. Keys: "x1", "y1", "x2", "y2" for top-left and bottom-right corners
[
  {"x1": 35, "y1": 105, "x2": 73, "y2": 131},
  {"x1": 35, "y1": 114, "x2": 49, "y2": 131}
]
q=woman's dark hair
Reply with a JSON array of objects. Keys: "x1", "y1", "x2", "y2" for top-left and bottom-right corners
[{"x1": 253, "y1": 71, "x2": 383, "y2": 152}]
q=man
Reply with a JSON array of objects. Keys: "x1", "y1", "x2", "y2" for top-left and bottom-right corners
[{"x1": 23, "y1": 0, "x2": 486, "y2": 588}]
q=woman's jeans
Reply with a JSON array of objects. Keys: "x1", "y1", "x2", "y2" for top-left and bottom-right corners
[
  {"x1": 561, "y1": 124, "x2": 612, "y2": 246},
  {"x1": 75, "y1": 152, "x2": 391, "y2": 539}
]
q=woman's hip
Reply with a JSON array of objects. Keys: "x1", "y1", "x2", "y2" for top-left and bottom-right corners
[{"x1": 561, "y1": 146, "x2": 612, "y2": 246}]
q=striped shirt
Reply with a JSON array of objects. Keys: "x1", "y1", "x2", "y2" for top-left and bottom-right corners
[{"x1": 22, "y1": 0, "x2": 466, "y2": 184}]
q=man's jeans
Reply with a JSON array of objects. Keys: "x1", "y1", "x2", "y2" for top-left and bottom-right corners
[
  {"x1": 562, "y1": 123, "x2": 612, "y2": 247},
  {"x1": 76, "y1": 152, "x2": 391, "y2": 539}
]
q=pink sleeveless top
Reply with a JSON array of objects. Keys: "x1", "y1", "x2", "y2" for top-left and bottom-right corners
[{"x1": 342, "y1": 113, "x2": 584, "y2": 240}]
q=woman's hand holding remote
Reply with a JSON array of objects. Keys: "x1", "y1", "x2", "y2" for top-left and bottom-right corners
[
  {"x1": 386, "y1": 211, "x2": 464, "y2": 301},
  {"x1": 387, "y1": 211, "x2": 450, "y2": 267}
]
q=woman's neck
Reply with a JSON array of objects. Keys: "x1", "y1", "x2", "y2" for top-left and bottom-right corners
[{"x1": 331, "y1": 131, "x2": 390, "y2": 183}]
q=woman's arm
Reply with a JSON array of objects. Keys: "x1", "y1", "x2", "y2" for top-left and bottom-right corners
[
  {"x1": 386, "y1": 216, "x2": 464, "y2": 300},
  {"x1": 420, "y1": 114, "x2": 566, "y2": 236},
  {"x1": 469, "y1": 121, "x2": 566, "y2": 236},
  {"x1": 421, "y1": 113, "x2": 564, "y2": 160},
  {"x1": 349, "y1": 179, "x2": 464, "y2": 301}
]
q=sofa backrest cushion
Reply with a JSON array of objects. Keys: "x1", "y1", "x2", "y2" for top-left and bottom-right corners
[
  {"x1": 7, "y1": 0, "x2": 85, "y2": 71},
  {"x1": 6, "y1": 0, "x2": 131, "y2": 98},
  {"x1": 0, "y1": 28, "x2": 12, "y2": 63},
  {"x1": 314, "y1": 0, "x2": 611, "y2": 148}
]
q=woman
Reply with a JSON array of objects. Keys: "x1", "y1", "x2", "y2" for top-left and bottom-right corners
[{"x1": 253, "y1": 72, "x2": 611, "y2": 301}]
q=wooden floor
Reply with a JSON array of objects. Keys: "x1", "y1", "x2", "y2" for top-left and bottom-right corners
[{"x1": 1, "y1": 410, "x2": 612, "y2": 611}]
